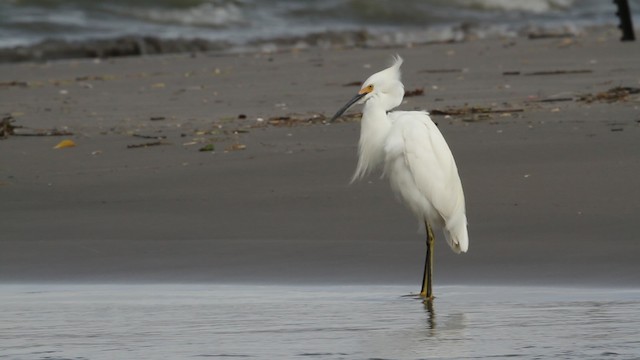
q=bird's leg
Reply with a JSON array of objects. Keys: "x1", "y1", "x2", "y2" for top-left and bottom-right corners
[{"x1": 420, "y1": 221, "x2": 435, "y2": 301}]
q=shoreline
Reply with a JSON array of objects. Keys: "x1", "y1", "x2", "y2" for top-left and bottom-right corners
[{"x1": 0, "y1": 25, "x2": 626, "y2": 64}]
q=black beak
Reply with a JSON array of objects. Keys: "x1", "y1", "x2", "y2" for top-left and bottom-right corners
[{"x1": 330, "y1": 92, "x2": 366, "y2": 122}]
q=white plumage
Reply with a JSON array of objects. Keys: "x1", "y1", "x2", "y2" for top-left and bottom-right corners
[
  {"x1": 331, "y1": 55, "x2": 469, "y2": 298},
  {"x1": 384, "y1": 111, "x2": 468, "y2": 253}
]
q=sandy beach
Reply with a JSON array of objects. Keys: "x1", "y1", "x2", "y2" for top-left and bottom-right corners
[{"x1": 1, "y1": 29, "x2": 639, "y2": 287}]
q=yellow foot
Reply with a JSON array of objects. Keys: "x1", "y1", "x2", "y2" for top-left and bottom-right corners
[
  {"x1": 419, "y1": 291, "x2": 435, "y2": 301},
  {"x1": 401, "y1": 293, "x2": 425, "y2": 300}
]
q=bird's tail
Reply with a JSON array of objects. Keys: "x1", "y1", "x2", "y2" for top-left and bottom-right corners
[{"x1": 443, "y1": 215, "x2": 469, "y2": 254}]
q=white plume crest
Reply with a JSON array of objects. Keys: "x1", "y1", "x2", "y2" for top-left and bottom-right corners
[
  {"x1": 388, "y1": 54, "x2": 403, "y2": 80},
  {"x1": 391, "y1": 54, "x2": 403, "y2": 69}
]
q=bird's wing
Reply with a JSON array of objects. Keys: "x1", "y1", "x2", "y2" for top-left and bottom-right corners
[{"x1": 385, "y1": 111, "x2": 466, "y2": 225}]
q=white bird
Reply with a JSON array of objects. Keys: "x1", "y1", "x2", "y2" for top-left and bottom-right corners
[{"x1": 330, "y1": 56, "x2": 468, "y2": 300}]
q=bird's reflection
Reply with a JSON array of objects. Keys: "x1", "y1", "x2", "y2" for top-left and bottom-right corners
[
  {"x1": 423, "y1": 299, "x2": 436, "y2": 335},
  {"x1": 362, "y1": 295, "x2": 467, "y2": 357},
  {"x1": 421, "y1": 298, "x2": 467, "y2": 337}
]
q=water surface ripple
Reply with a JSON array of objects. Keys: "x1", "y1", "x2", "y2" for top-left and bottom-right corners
[{"x1": 1, "y1": 285, "x2": 639, "y2": 359}]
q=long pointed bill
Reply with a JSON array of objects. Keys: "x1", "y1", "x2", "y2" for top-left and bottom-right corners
[{"x1": 330, "y1": 92, "x2": 366, "y2": 122}]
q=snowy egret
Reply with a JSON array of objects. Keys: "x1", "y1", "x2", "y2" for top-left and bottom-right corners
[{"x1": 330, "y1": 56, "x2": 468, "y2": 300}]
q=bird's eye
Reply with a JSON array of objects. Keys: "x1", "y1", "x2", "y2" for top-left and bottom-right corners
[{"x1": 367, "y1": 85, "x2": 374, "y2": 91}]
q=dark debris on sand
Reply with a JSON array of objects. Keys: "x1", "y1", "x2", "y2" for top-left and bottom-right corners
[
  {"x1": 430, "y1": 106, "x2": 524, "y2": 116},
  {"x1": 1, "y1": 115, "x2": 74, "y2": 139},
  {"x1": 257, "y1": 112, "x2": 361, "y2": 127},
  {"x1": 578, "y1": 86, "x2": 640, "y2": 103},
  {"x1": 1, "y1": 116, "x2": 18, "y2": 138}
]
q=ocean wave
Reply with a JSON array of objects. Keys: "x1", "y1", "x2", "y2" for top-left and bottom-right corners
[
  {"x1": 109, "y1": 2, "x2": 246, "y2": 28},
  {"x1": 0, "y1": 0, "x2": 638, "y2": 61},
  {"x1": 451, "y1": 0, "x2": 575, "y2": 13}
]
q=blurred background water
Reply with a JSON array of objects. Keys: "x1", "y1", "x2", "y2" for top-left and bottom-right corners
[
  {"x1": 2, "y1": 285, "x2": 640, "y2": 359},
  {"x1": 1, "y1": 0, "x2": 638, "y2": 51}
]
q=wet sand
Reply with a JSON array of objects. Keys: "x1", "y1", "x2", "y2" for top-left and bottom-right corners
[{"x1": 1, "y1": 30, "x2": 639, "y2": 287}]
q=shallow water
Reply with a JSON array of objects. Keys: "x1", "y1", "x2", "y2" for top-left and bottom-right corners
[{"x1": 1, "y1": 285, "x2": 639, "y2": 359}]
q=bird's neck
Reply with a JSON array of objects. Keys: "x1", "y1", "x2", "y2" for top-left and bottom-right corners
[{"x1": 352, "y1": 101, "x2": 392, "y2": 182}]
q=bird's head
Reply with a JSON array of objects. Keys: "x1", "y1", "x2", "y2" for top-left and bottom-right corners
[{"x1": 331, "y1": 55, "x2": 405, "y2": 122}]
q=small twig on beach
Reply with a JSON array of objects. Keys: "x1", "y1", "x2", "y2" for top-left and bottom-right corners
[
  {"x1": 14, "y1": 129, "x2": 74, "y2": 137},
  {"x1": 0, "y1": 81, "x2": 29, "y2": 87},
  {"x1": 132, "y1": 133, "x2": 167, "y2": 140},
  {"x1": 504, "y1": 70, "x2": 593, "y2": 76},
  {"x1": 525, "y1": 69, "x2": 593, "y2": 76},
  {"x1": 530, "y1": 97, "x2": 575, "y2": 103},
  {"x1": 420, "y1": 69, "x2": 463, "y2": 74},
  {"x1": 430, "y1": 107, "x2": 524, "y2": 116},
  {"x1": 342, "y1": 81, "x2": 362, "y2": 87},
  {"x1": 404, "y1": 88, "x2": 425, "y2": 97},
  {"x1": 126, "y1": 140, "x2": 167, "y2": 149}
]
